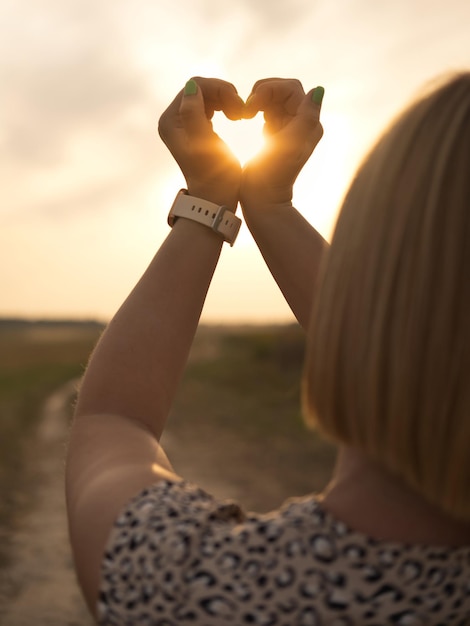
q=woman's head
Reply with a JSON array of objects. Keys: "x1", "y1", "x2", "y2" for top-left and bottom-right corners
[{"x1": 303, "y1": 72, "x2": 470, "y2": 520}]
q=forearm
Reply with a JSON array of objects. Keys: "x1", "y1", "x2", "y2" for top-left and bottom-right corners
[
  {"x1": 242, "y1": 202, "x2": 327, "y2": 330},
  {"x1": 240, "y1": 81, "x2": 326, "y2": 328},
  {"x1": 74, "y1": 218, "x2": 223, "y2": 439}
]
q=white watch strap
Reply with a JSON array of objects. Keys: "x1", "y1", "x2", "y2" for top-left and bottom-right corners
[{"x1": 168, "y1": 190, "x2": 241, "y2": 246}]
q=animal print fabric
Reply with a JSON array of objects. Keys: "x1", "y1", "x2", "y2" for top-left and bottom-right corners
[{"x1": 98, "y1": 480, "x2": 470, "y2": 625}]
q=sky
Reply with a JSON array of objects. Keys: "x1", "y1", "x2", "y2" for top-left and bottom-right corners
[{"x1": 2, "y1": 0, "x2": 470, "y2": 323}]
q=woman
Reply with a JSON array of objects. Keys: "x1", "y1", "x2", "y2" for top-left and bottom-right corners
[{"x1": 66, "y1": 75, "x2": 470, "y2": 624}]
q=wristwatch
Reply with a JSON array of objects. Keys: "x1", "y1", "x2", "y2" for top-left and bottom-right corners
[{"x1": 168, "y1": 189, "x2": 242, "y2": 246}]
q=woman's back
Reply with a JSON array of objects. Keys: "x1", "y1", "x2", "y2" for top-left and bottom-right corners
[{"x1": 98, "y1": 480, "x2": 470, "y2": 625}]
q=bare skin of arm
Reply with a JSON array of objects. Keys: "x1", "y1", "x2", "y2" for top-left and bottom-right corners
[
  {"x1": 73, "y1": 218, "x2": 224, "y2": 439},
  {"x1": 241, "y1": 79, "x2": 327, "y2": 330}
]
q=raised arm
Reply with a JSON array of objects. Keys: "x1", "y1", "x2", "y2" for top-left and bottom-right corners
[
  {"x1": 241, "y1": 78, "x2": 327, "y2": 329},
  {"x1": 66, "y1": 77, "x2": 244, "y2": 615},
  {"x1": 73, "y1": 78, "x2": 243, "y2": 437}
]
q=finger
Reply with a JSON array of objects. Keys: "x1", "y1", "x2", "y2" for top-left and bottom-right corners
[
  {"x1": 283, "y1": 86, "x2": 325, "y2": 146},
  {"x1": 178, "y1": 79, "x2": 213, "y2": 139},
  {"x1": 247, "y1": 77, "x2": 303, "y2": 97},
  {"x1": 243, "y1": 78, "x2": 305, "y2": 119},
  {"x1": 158, "y1": 85, "x2": 186, "y2": 144},
  {"x1": 193, "y1": 77, "x2": 245, "y2": 121},
  {"x1": 159, "y1": 77, "x2": 244, "y2": 144},
  {"x1": 309, "y1": 85, "x2": 325, "y2": 113}
]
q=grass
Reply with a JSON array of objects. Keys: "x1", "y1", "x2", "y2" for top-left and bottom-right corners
[
  {"x1": 178, "y1": 324, "x2": 307, "y2": 435},
  {"x1": 0, "y1": 320, "x2": 103, "y2": 536},
  {"x1": 167, "y1": 324, "x2": 337, "y2": 511}
]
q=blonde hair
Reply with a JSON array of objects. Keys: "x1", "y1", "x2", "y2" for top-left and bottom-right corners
[{"x1": 303, "y1": 73, "x2": 470, "y2": 521}]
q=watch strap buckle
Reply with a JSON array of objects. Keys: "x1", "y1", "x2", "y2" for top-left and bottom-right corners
[{"x1": 211, "y1": 205, "x2": 242, "y2": 246}]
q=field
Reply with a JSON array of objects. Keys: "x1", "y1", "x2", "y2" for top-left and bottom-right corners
[
  {"x1": 0, "y1": 320, "x2": 102, "y2": 537},
  {"x1": 165, "y1": 324, "x2": 337, "y2": 511},
  {"x1": 0, "y1": 319, "x2": 337, "y2": 623}
]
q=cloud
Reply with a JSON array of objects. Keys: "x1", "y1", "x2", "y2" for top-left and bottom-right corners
[
  {"x1": 3, "y1": 52, "x2": 152, "y2": 165},
  {"x1": 0, "y1": 0, "x2": 165, "y2": 220},
  {"x1": 236, "y1": 0, "x2": 314, "y2": 30}
]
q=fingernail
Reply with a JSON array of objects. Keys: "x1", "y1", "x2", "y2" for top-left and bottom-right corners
[
  {"x1": 312, "y1": 86, "x2": 325, "y2": 106},
  {"x1": 184, "y1": 79, "x2": 198, "y2": 96}
]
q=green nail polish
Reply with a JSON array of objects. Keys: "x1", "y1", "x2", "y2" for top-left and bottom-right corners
[
  {"x1": 184, "y1": 79, "x2": 198, "y2": 96},
  {"x1": 312, "y1": 86, "x2": 325, "y2": 106}
]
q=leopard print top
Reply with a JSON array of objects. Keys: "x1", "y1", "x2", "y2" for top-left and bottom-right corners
[{"x1": 98, "y1": 480, "x2": 470, "y2": 625}]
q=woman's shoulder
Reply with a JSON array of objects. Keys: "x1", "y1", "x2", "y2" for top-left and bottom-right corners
[
  {"x1": 104, "y1": 478, "x2": 470, "y2": 557},
  {"x1": 97, "y1": 480, "x2": 470, "y2": 625},
  {"x1": 102, "y1": 479, "x2": 356, "y2": 550},
  {"x1": 100, "y1": 480, "x2": 470, "y2": 588}
]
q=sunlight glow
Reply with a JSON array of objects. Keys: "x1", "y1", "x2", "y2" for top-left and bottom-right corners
[
  {"x1": 5, "y1": 0, "x2": 470, "y2": 322},
  {"x1": 294, "y1": 109, "x2": 359, "y2": 240},
  {"x1": 186, "y1": 58, "x2": 227, "y2": 81},
  {"x1": 213, "y1": 113, "x2": 266, "y2": 165}
]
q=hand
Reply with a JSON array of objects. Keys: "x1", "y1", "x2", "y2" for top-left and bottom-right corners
[
  {"x1": 158, "y1": 77, "x2": 245, "y2": 211},
  {"x1": 240, "y1": 78, "x2": 324, "y2": 209}
]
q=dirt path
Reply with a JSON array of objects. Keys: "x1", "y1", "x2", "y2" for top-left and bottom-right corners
[
  {"x1": 0, "y1": 381, "x2": 93, "y2": 626},
  {"x1": 0, "y1": 382, "x2": 241, "y2": 626}
]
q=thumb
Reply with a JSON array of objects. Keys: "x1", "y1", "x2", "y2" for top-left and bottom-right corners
[
  {"x1": 309, "y1": 85, "x2": 325, "y2": 112},
  {"x1": 287, "y1": 85, "x2": 325, "y2": 146},
  {"x1": 179, "y1": 79, "x2": 212, "y2": 138}
]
